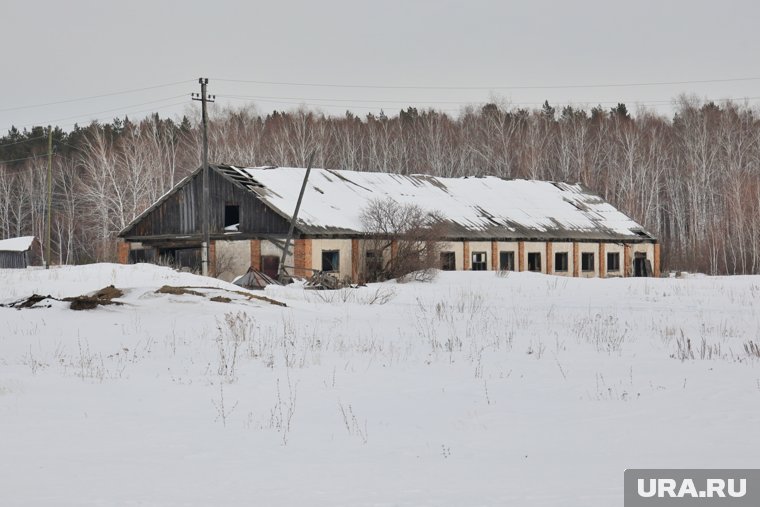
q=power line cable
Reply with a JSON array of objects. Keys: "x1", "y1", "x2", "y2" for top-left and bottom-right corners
[
  {"x1": 219, "y1": 93, "x2": 679, "y2": 106},
  {"x1": 0, "y1": 152, "x2": 55, "y2": 164},
  {"x1": 0, "y1": 100, "x2": 189, "y2": 161},
  {"x1": 1, "y1": 95, "x2": 189, "y2": 133},
  {"x1": 0, "y1": 134, "x2": 49, "y2": 147},
  {"x1": 213, "y1": 76, "x2": 760, "y2": 91},
  {"x1": 220, "y1": 95, "x2": 462, "y2": 112},
  {"x1": 217, "y1": 94, "x2": 760, "y2": 112},
  {"x1": 43, "y1": 100, "x2": 191, "y2": 134},
  {"x1": 0, "y1": 79, "x2": 193, "y2": 113}
]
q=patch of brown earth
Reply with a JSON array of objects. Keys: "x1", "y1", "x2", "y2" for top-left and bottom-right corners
[
  {"x1": 155, "y1": 285, "x2": 203, "y2": 297},
  {"x1": 61, "y1": 285, "x2": 125, "y2": 311},
  {"x1": 93, "y1": 285, "x2": 123, "y2": 300}
]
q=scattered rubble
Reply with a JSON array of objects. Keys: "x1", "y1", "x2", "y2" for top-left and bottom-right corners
[
  {"x1": 2, "y1": 294, "x2": 57, "y2": 309},
  {"x1": 1, "y1": 285, "x2": 124, "y2": 311},
  {"x1": 1, "y1": 284, "x2": 286, "y2": 311}
]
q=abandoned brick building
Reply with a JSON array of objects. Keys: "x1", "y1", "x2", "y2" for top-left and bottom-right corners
[{"x1": 117, "y1": 165, "x2": 660, "y2": 282}]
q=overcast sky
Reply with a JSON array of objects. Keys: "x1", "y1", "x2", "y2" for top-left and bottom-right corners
[{"x1": 2, "y1": 0, "x2": 759, "y2": 133}]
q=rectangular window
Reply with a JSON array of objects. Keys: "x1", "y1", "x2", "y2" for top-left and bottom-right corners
[
  {"x1": 321, "y1": 250, "x2": 340, "y2": 272},
  {"x1": 554, "y1": 252, "x2": 568, "y2": 272},
  {"x1": 527, "y1": 252, "x2": 541, "y2": 272},
  {"x1": 471, "y1": 252, "x2": 487, "y2": 271},
  {"x1": 366, "y1": 250, "x2": 382, "y2": 274},
  {"x1": 224, "y1": 204, "x2": 240, "y2": 228},
  {"x1": 440, "y1": 251, "x2": 456, "y2": 271},
  {"x1": 581, "y1": 252, "x2": 595, "y2": 272},
  {"x1": 607, "y1": 252, "x2": 620, "y2": 272},
  {"x1": 499, "y1": 251, "x2": 515, "y2": 271}
]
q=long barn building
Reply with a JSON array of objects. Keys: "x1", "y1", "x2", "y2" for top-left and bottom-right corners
[{"x1": 118, "y1": 165, "x2": 660, "y2": 282}]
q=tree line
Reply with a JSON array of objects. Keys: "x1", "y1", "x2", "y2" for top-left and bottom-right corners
[{"x1": 1, "y1": 96, "x2": 758, "y2": 275}]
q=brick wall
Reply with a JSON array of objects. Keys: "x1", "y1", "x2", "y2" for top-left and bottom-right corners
[
  {"x1": 250, "y1": 240, "x2": 261, "y2": 271},
  {"x1": 351, "y1": 239, "x2": 360, "y2": 282},
  {"x1": 294, "y1": 239, "x2": 312, "y2": 278},
  {"x1": 117, "y1": 242, "x2": 129, "y2": 264},
  {"x1": 208, "y1": 241, "x2": 216, "y2": 277},
  {"x1": 572, "y1": 242, "x2": 580, "y2": 277}
]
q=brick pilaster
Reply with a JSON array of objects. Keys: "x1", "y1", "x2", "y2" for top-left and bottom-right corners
[
  {"x1": 518, "y1": 241, "x2": 525, "y2": 271},
  {"x1": 654, "y1": 243, "x2": 661, "y2": 277},
  {"x1": 250, "y1": 239, "x2": 261, "y2": 271},
  {"x1": 117, "y1": 242, "x2": 130, "y2": 264},
  {"x1": 294, "y1": 239, "x2": 312, "y2": 278},
  {"x1": 573, "y1": 242, "x2": 580, "y2": 277},
  {"x1": 351, "y1": 238, "x2": 360, "y2": 282},
  {"x1": 208, "y1": 240, "x2": 216, "y2": 277}
]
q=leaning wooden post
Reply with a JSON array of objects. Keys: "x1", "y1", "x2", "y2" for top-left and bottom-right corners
[{"x1": 279, "y1": 151, "x2": 315, "y2": 281}]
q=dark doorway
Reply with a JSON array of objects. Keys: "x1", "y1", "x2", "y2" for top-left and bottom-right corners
[
  {"x1": 634, "y1": 252, "x2": 647, "y2": 277},
  {"x1": 366, "y1": 250, "x2": 383, "y2": 279},
  {"x1": 261, "y1": 255, "x2": 280, "y2": 279},
  {"x1": 129, "y1": 248, "x2": 156, "y2": 264},
  {"x1": 499, "y1": 251, "x2": 515, "y2": 271},
  {"x1": 527, "y1": 252, "x2": 541, "y2": 272},
  {"x1": 158, "y1": 247, "x2": 201, "y2": 272}
]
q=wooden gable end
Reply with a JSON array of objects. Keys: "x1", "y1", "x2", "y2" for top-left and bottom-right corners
[{"x1": 124, "y1": 168, "x2": 292, "y2": 239}]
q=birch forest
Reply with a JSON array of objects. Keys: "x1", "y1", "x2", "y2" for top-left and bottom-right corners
[{"x1": 1, "y1": 96, "x2": 759, "y2": 275}]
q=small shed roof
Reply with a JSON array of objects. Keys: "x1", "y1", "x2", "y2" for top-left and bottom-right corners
[
  {"x1": 0, "y1": 236, "x2": 36, "y2": 252},
  {"x1": 218, "y1": 166, "x2": 653, "y2": 241}
]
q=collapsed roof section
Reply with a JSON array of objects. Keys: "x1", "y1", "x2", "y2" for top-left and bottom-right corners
[{"x1": 220, "y1": 165, "x2": 654, "y2": 242}]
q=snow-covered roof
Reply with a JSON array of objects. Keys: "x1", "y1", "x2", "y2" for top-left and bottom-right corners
[
  {"x1": 0, "y1": 236, "x2": 36, "y2": 252},
  {"x1": 219, "y1": 166, "x2": 653, "y2": 241}
]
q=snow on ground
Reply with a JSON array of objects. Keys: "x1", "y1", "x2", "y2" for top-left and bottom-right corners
[{"x1": 1, "y1": 264, "x2": 759, "y2": 506}]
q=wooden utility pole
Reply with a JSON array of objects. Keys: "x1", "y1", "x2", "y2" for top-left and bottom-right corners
[
  {"x1": 45, "y1": 126, "x2": 53, "y2": 269},
  {"x1": 192, "y1": 78, "x2": 214, "y2": 276},
  {"x1": 279, "y1": 151, "x2": 315, "y2": 281}
]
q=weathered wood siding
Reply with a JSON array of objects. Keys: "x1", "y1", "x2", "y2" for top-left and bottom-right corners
[
  {"x1": 0, "y1": 251, "x2": 28, "y2": 269},
  {"x1": 127, "y1": 169, "x2": 291, "y2": 238}
]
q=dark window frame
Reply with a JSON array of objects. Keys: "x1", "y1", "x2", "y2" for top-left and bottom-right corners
[
  {"x1": 440, "y1": 251, "x2": 456, "y2": 271},
  {"x1": 499, "y1": 251, "x2": 515, "y2": 271},
  {"x1": 581, "y1": 252, "x2": 595, "y2": 272},
  {"x1": 554, "y1": 252, "x2": 569, "y2": 272},
  {"x1": 527, "y1": 252, "x2": 542, "y2": 272},
  {"x1": 224, "y1": 204, "x2": 240, "y2": 228},
  {"x1": 606, "y1": 252, "x2": 620, "y2": 272},
  {"x1": 321, "y1": 250, "x2": 340, "y2": 272},
  {"x1": 471, "y1": 251, "x2": 488, "y2": 271}
]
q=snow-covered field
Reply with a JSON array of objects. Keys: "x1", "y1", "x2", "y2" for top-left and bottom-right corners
[{"x1": 1, "y1": 264, "x2": 759, "y2": 506}]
